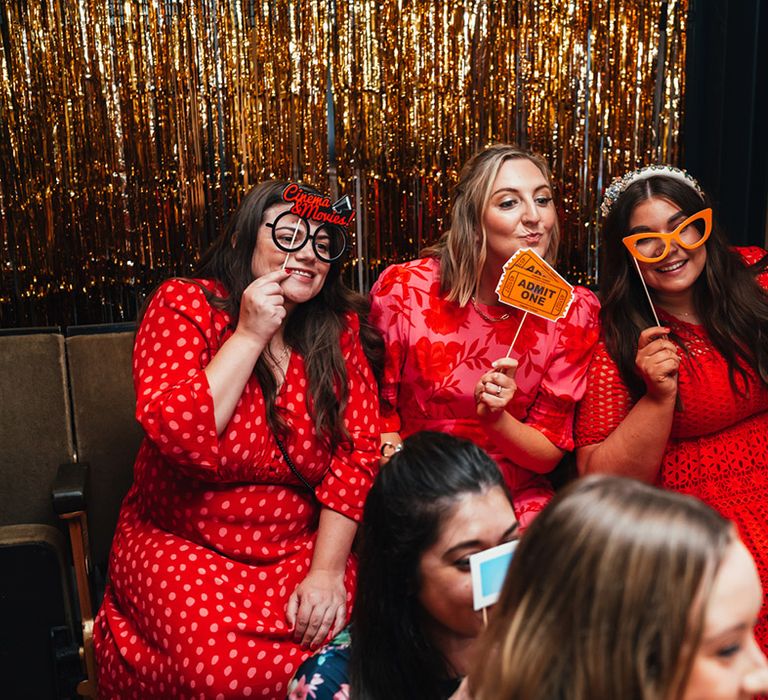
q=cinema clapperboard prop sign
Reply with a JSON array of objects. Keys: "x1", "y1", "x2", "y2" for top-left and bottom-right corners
[
  {"x1": 274, "y1": 183, "x2": 355, "y2": 270},
  {"x1": 495, "y1": 248, "x2": 575, "y2": 356}
]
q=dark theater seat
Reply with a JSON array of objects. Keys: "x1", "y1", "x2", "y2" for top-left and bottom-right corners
[
  {"x1": 0, "y1": 324, "x2": 141, "y2": 698},
  {"x1": 0, "y1": 329, "x2": 83, "y2": 697},
  {"x1": 64, "y1": 326, "x2": 141, "y2": 575}
]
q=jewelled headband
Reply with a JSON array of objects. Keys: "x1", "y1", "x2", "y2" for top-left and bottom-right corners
[{"x1": 600, "y1": 165, "x2": 704, "y2": 218}]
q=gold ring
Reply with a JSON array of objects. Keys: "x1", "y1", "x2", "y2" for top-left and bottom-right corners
[{"x1": 496, "y1": 384, "x2": 502, "y2": 396}]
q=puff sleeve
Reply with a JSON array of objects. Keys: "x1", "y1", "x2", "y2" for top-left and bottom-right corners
[
  {"x1": 368, "y1": 264, "x2": 415, "y2": 432},
  {"x1": 523, "y1": 286, "x2": 601, "y2": 450}
]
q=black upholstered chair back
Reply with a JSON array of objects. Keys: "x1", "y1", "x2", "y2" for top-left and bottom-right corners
[
  {"x1": 65, "y1": 326, "x2": 142, "y2": 572},
  {"x1": 0, "y1": 329, "x2": 75, "y2": 529}
]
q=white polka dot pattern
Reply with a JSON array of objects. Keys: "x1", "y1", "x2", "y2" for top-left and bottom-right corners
[{"x1": 94, "y1": 279, "x2": 380, "y2": 698}]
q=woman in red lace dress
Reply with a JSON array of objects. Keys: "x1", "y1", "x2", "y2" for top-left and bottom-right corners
[
  {"x1": 94, "y1": 181, "x2": 382, "y2": 698},
  {"x1": 370, "y1": 144, "x2": 600, "y2": 525},
  {"x1": 575, "y1": 166, "x2": 768, "y2": 651}
]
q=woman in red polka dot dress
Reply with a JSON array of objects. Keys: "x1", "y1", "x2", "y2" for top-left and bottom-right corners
[{"x1": 94, "y1": 181, "x2": 383, "y2": 699}]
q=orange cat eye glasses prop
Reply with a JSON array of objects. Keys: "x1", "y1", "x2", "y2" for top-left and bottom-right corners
[{"x1": 622, "y1": 208, "x2": 712, "y2": 264}]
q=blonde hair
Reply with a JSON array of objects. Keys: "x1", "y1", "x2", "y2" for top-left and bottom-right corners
[
  {"x1": 471, "y1": 476, "x2": 732, "y2": 700},
  {"x1": 423, "y1": 143, "x2": 560, "y2": 306}
]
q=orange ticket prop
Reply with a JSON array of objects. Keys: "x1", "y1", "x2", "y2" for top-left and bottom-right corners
[
  {"x1": 507, "y1": 249, "x2": 561, "y2": 284},
  {"x1": 495, "y1": 248, "x2": 574, "y2": 322}
]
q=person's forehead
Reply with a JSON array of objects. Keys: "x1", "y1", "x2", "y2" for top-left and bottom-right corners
[
  {"x1": 492, "y1": 158, "x2": 549, "y2": 188},
  {"x1": 703, "y1": 540, "x2": 760, "y2": 631},
  {"x1": 434, "y1": 488, "x2": 515, "y2": 548},
  {"x1": 265, "y1": 202, "x2": 297, "y2": 220}
]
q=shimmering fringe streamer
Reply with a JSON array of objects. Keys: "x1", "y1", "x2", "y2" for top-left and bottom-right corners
[
  {"x1": 0, "y1": 0, "x2": 687, "y2": 326},
  {"x1": 0, "y1": 0, "x2": 329, "y2": 324},
  {"x1": 331, "y1": 0, "x2": 688, "y2": 290}
]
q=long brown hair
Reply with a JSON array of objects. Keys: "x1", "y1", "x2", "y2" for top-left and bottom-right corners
[
  {"x1": 193, "y1": 180, "x2": 383, "y2": 447},
  {"x1": 471, "y1": 476, "x2": 732, "y2": 700},
  {"x1": 600, "y1": 175, "x2": 768, "y2": 399},
  {"x1": 422, "y1": 143, "x2": 560, "y2": 306}
]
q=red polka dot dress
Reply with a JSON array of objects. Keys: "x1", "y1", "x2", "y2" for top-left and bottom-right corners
[{"x1": 94, "y1": 279, "x2": 380, "y2": 699}]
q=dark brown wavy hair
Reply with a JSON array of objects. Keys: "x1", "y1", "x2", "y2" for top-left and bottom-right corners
[
  {"x1": 193, "y1": 180, "x2": 384, "y2": 448},
  {"x1": 599, "y1": 175, "x2": 768, "y2": 399}
]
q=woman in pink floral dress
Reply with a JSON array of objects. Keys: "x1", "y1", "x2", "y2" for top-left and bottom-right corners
[{"x1": 370, "y1": 144, "x2": 600, "y2": 524}]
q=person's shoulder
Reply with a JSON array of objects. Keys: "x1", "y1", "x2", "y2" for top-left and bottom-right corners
[
  {"x1": 340, "y1": 310, "x2": 362, "y2": 335},
  {"x1": 386, "y1": 256, "x2": 439, "y2": 274},
  {"x1": 152, "y1": 277, "x2": 220, "y2": 306},
  {"x1": 571, "y1": 285, "x2": 600, "y2": 306},
  {"x1": 142, "y1": 278, "x2": 228, "y2": 331},
  {"x1": 372, "y1": 256, "x2": 440, "y2": 294},
  {"x1": 379, "y1": 256, "x2": 439, "y2": 278},
  {"x1": 587, "y1": 335, "x2": 618, "y2": 375}
]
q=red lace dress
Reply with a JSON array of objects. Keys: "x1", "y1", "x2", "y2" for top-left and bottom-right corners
[
  {"x1": 576, "y1": 246, "x2": 768, "y2": 650},
  {"x1": 370, "y1": 257, "x2": 600, "y2": 525},
  {"x1": 94, "y1": 279, "x2": 380, "y2": 699}
]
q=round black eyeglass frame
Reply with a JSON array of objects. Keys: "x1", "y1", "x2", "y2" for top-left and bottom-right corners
[{"x1": 266, "y1": 211, "x2": 347, "y2": 263}]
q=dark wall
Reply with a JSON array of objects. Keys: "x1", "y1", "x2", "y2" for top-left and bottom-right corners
[{"x1": 683, "y1": 0, "x2": 768, "y2": 247}]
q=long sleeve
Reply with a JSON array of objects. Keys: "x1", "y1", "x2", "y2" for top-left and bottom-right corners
[
  {"x1": 574, "y1": 339, "x2": 636, "y2": 448},
  {"x1": 133, "y1": 278, "x2": 226, "y2": 477}
]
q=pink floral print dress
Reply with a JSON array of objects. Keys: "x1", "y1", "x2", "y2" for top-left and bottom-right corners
[{"x1": 370, "y1": 257, "x2": 600, "y2": 524}]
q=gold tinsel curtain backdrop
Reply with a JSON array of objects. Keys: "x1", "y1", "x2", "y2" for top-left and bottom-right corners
[{"x1": 0, "y1": 0, "x2": 688, "y2": 328}]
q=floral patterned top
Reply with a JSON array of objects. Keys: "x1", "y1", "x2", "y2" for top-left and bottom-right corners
[
  {"x1": 369, "y1": 256, "x2": 600, "y2": 524},
  {"x1": 286, "y1": 627, "x2": 461, "y2": 699},
  {"x1": 287, "y1": 628, "x2": 351, "y2": 700}
]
